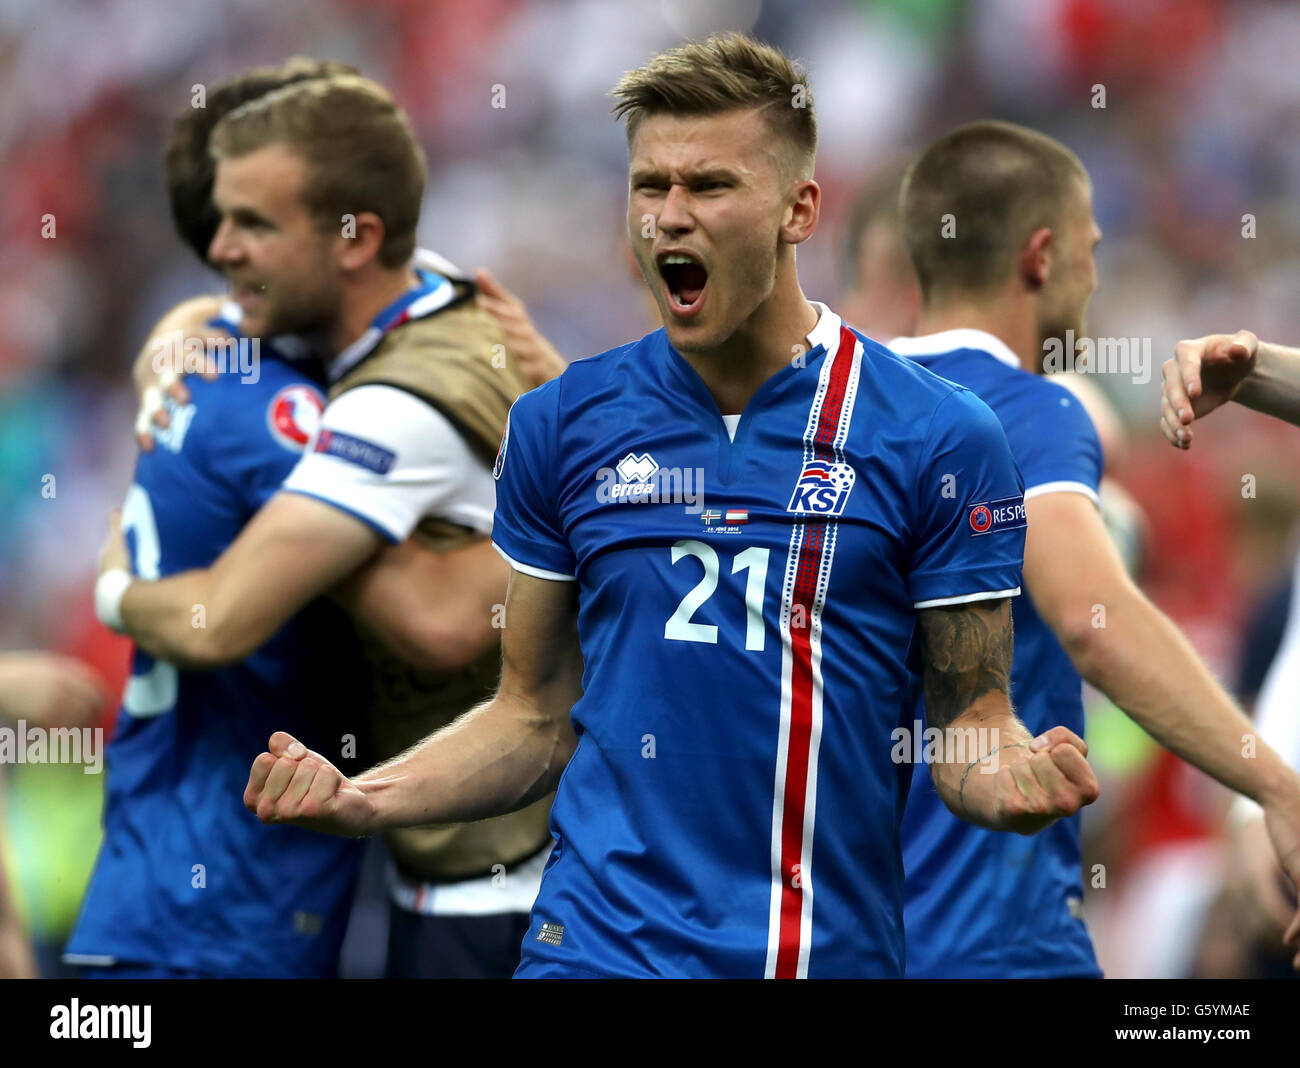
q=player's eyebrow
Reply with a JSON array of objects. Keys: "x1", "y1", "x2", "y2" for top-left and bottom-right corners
[
  {"x1": 630, "y1": 165, "x2": 742, "y2": 187},
  {"x1": 224, "y1": 205, "x2": 276, "y2": 228},
  {"x1": 684, "y1": 167, "x2": 741, "y2": 185}
]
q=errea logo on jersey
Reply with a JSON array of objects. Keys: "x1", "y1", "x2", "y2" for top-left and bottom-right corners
[
  {"x1": 596, "y1": 452, "x2": 705, "y2": 513},
  {"x1": 616, "y1": 452, "x2": 658, "y2": 483},
  {"x1": 787, "y1": 461, "x2": 856, "y2": 516},
  {"x1": 605, "y1": 452, "x2": 659, "y2": 502}
]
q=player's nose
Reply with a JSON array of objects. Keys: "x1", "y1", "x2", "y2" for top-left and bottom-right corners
[
  {"x1": 657, "y1": 185, "x2": 695, "y2": 234},
  {"x1": 207, "y1": 218, "x2": 240, "y2": 266}
]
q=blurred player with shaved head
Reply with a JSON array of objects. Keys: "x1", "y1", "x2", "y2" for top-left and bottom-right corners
[{"x1": 889, "y1": 120, "x2": 1300, "y2": 977}]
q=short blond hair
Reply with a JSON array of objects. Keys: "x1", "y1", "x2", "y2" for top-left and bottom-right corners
[
  {"x1": 210, "y1": 75, "x2": 426, "y2": 268},
  {"x1": 611, "y1": 32, "x2": 816, "y2": 178}
]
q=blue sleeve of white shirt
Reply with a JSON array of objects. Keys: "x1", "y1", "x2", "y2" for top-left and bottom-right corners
[
  {"x1": 491, "y1": 380, "x2": 577, "y2": 581},
  {"x1": 1001, "y1": 379, "x2": 1103, "y2": 502},
  {"x1": 908, "y1": 388, "x2": 1026, "y2": 609}
]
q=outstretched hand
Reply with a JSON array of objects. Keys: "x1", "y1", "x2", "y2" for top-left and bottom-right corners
[{"x1": 1160, "y1": 331, "x2": 1258, "y2": 449}]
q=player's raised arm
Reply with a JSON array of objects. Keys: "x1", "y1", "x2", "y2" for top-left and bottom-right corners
[
  {"x1": 330, "y1": 535, "x2": 510, "y2": 675},
  {"x1": 918, "y1": 598, "x2": 1100, "y2": 834},
  {"x1": 98, "y1": 492, "x2": 384, "y2": 669},
  {"x1": 244, "y1": 568, "x2": 582, "y2": 834},
  {"x1": 1162, "y1": 331, "x2": 1300, "y2": 447},
  {"x1": 1022, "y1": 488, "x2": 1300, "y2": 958}
]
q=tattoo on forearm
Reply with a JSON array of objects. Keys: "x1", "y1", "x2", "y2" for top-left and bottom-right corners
[{"x1": 918, "y1": 599, "x2": 1013, "y2": 729}]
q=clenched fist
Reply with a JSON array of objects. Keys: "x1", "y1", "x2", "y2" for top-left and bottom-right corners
[
  {"x1": 957, "y1": 725, "x2": 1101, "y2": 835},
  {"x1": 244, "y1": 732, "x2": 380, "y2": 836}
]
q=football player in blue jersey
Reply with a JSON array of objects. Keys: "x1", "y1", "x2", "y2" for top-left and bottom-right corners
[
  {"x1": 68, "y1": 61, "x2": 380, "y2": 980},
  {"x1": 243, "y1": 34, "x2": 1102, "y2": 979},
  {"x1": 71, "y1": 320, "x2": 371, "y2": 979},
  {"x1": 888, "y1": 119, "x2": 1300, "y2": 976}
]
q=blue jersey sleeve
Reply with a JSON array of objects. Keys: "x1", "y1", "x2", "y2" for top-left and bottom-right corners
[
  {"x1": 908, "y1": 388, "x2": 1026, "y2": 608},
  {"x1": 1001, "y1": 380, "x2": 1103, "y2": 500},
  {"x1": 491, "y1": 381, "x2": 576, "y2": 580}
]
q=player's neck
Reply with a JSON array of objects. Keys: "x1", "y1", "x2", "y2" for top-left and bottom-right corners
[
  {"x1": 677, "y1": 276, "x2": 819, "y2": 415},
  {"x1": 914, "y1": 296, "x2": 1040, "y2": 374},
  {"x1": 328, "y1": 266, "x2": 423, "y2": 355}
]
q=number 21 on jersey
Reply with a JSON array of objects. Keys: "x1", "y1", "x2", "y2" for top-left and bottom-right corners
[{"x1": 664, "y1": 539, "x2": 770, "y2": 651}]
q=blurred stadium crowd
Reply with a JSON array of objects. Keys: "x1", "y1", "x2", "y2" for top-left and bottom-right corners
[{"x1": 2, "y1": 0, "x2": 1300, "y2": 978}]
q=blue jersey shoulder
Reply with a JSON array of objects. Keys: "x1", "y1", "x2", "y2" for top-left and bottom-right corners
[
  {"x1": 852, "y1": 331, "x2": 1015, "y2": 456},
  {"x1": 905, "y1": 346, "x2": 1103, "y2": 495}
]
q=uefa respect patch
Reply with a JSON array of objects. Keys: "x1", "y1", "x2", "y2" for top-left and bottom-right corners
[
  {"x1": 313, "y1": 428, "x2": 396, "y2": 475},
  {"x1": 966, "y1": 495, "x2": 1026, "y2": 536}
]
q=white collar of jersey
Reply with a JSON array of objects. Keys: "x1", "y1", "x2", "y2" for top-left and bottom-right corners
[
  {"x1": 411, "y1": 246, "x2": 466, "y2": 279},
  {"x1": 327, "y1": 273, "x2": 457, "y2": 383},
  {"x1": 806, "y1": 301, "x2": 844, "y2": 355},
  {"x1": 212, "y1": 248, "x2": 465, "y2": 381},
  {"x1": 886, "y1": 328, "x2": 1021, "y2": 370}
]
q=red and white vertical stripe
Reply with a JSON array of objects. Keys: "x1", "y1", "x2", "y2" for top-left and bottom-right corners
[{"x1": 765, "y1": 324, "x2": 862, "y2": 978}]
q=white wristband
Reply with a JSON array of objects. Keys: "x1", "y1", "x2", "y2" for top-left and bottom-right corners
[
  {"x1": 95, "y1": 569, "x2": 133, "y2": 633},
  {"x1": 135, "y1": 385, "x2": 163, "y2": 441}
]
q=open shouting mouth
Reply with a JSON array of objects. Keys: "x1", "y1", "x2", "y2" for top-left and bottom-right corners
[{"x1": 656, "y1": 249, "x2": 709, "y2": 320}]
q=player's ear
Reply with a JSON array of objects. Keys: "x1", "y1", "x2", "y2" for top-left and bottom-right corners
[
  {"x1": 1019, "y1": 226, "x2": 1053, "y2": 291},
  {"x1": 781, "y1": 178, "x2": 820, "y2": 246},
  {"x1": 336, "y1": 210, "x2": 387, "y2": 272}
]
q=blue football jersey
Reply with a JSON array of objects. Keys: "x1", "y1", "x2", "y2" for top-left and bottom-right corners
[
  {"x1": 66, "y1": 358, "x2": 367, "y2": 978},
  {"x1": 890, "y1": 329, "x2": 1104, "y2": 979},
  {"x1": 491, "y1": 305, "x2": 1027, "y2": 978}
]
